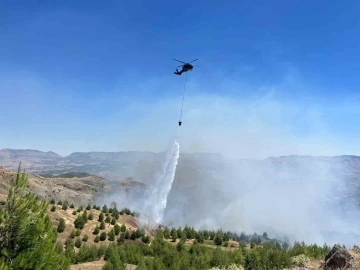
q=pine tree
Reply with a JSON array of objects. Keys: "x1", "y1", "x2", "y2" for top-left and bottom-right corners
[
  {"x1": 108, "y1": 229, "x2": 115, "y2": 241},
  {"x1": 57, "y1": 218, "x2": 66, "y2": 233},
  {"x1": 172, "y1": 230, "x2": 178, "y2": 242},
  {"x1": 114, "y1": 224, "x2": 121, "y2": 236},
  {"x1": 0, "y1": 165, "x2": 70, "y2": 269},
  {"x1": 100, "y1": 221, "x2": 105, "y2": 230},
  {"x1": 93, "y1": 226, "x2": 100, "y2": 235}
]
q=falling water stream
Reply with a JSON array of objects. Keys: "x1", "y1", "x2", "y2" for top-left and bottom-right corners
[{"x1": 146, "y1": 139, "x2": 180, "y2": 224}]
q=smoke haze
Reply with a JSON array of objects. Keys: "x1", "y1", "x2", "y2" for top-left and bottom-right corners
[{"x1": 95, "y1": 80, "x2": 360, "y2": 247}]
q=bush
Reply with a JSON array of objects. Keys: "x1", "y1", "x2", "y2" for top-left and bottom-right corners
[
  {"x1": 114, "y1": 224, "x2": 121, "y2": 236},
  {"x1": 142, "y1": 235, "x2": 150, "y2": 244},
  {"x1": 50, "y1": 205, "x2": 56, "y2": 212},
  {"x1": 76, "y1": 229, "x2": 81, "y2": 236},
  {"x1": 100, "y1": 221, "x2": 105, "y2": 230},
  {"x1": 86, "y1": 204, "x2": 91, "y2": 210},
  {"x1": 70, "y1": 203, "x2": 74, "y2": 208},
  {"x1": 100, "y1": 232, "x2": 107, "y2": 241},
  {"x1": 75, "y1": 238, "x2": 82, "y2": 248},
  {"x1": 108, "y1": 229, "x2": 115, "y2": 241},
  {"x1": 111, "y1": 217, "x2": 116, "y2": 225},
  {"x1": 105, "y1": 216, "x2": 111, "y2": 224},
  {"x1": 74, "y1": 215, "x2": 86, "y2": 229},
  {"x1": 57, "y1": 218, "x2": 65, "y2": 233},
  {"x1": 88, "y1": 213, "x2": 94, "y2": 220},
  {"x1": 62, "y1": 204, "x2": 68, "y2": 210},
  {"x1": 93, "y1": 226, "x2": 100, "y2": 235},
  {"x1": 94, "y1": 236, "x2": 100, "y2": 243},
  {"x1": 82, "y1": 234, "x2": 89, "y2": 242},
  {"x1": 291, "y1": 254, "x2": 309, "y2": 268}
]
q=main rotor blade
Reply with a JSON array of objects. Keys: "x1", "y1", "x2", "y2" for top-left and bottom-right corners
[
  {"x1": 173, "y1": 59, "x2": 186, "y2": 64},
  {"x1": 178, "y1": 64, "x2": 184, "y2": 67},
  {"x1": 189, "y1": 59, "x2": 198, "y2": 63},
  {"x1": 193, "y1": 65, "x2": 201, "y2": 67}
]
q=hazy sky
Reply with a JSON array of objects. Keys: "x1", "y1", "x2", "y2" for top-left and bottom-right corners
[{"x1": 1, "y1": 1, "x2": 360, "y2": 158}]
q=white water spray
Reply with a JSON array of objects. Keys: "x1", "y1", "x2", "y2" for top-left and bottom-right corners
[{"x1": 145, "y1": 139, "x2": 180, "y2": 224}]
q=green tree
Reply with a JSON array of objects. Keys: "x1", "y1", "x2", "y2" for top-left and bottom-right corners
[
  {"x1": 163, "y1": 228, "x2": 170, "y2": 239},
  {"x1": 108, "y1": 229, "x2": 115, "y2": 241},
  {"x1": 81, "y1": 210, "x2": 88, "y2": 223},
  {"x1": 88, "y1": 212, "x2": 94, "y2": 220},
  {"x1": 114, "y1": 224, "x2": 121, "y2": 236},
  {"x1": 74, "y1": 215, "x2": 85, "y2": 229},
  {"x1": 105, "y1": 216, "x2": 111, "y2": 224},
  {"x1": 214, "y1": 234, "x2": 223, "y2": 245},
  {"x1": 93, "y1": 226, "x2": 100, "y2": 235},
  {"x1": 75, "y1": 238, "x2": 82, "y2": 248},
  {"x1": 82, "y1": 234, "x2": 89, "y2": 242},
  {"x1": 171, "y1": 230, "x2": 178, "y2": 242},
  {"x1": 100, "y1": 221, "x2": 105, "y2": 230},
  {"x1": 120, "y1": 224, "x2": 126, "y2": 232},
  {"x1": 100, "y1": 232, "x2": 107, "y2": 241},
  {"x1": 0, "y1": 165, "x2": 70, "y2": 269},
  {"x1": 57, "y1": 218, "x2": 66, "y2": 233},
  {"x1": 51, "y1": 205, "x2": 56, "y2": 212},
  {"x1": 98, "y1": 212, "x2": 104, "y2": 222},
  {"x1": 111, "y1": 217, "x2": 116, "y2": 225}
]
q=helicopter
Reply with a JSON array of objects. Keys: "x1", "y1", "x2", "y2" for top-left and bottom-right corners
[{"x1": 173, "y1": 58, "x2": 200, "y2": 75}]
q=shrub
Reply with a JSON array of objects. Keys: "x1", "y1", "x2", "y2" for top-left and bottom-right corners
[
  {"x1": 75, "y1": 238, "x2": 82, "y2": 248},
  {"x1": 57, "y1": 218, "x2": 65, "y2": 233},
  {"x1": 100, "y1": 232, "x2": 107, "y2": 241},
  {"x1": 93, "y1": 226, "x2": 100, "y2": 235},
  {"x1": 82, "y1": 234, "x2": 89, "y2": 242}
]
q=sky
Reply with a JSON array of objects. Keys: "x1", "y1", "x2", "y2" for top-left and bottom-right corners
[{"x1": 1, "y1": 0, "x2": 360, "y2": 158}]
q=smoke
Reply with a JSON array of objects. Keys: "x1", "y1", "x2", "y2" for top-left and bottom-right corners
[
  {"x1": 95, "y1": 139, "x2": 180, "y2": 227},
  {"x1": 160, "y1": 155, "x2": 360, "y2": 247},
  {"x1": 94, "y1": 76, "x2": 360, "y2": 247}
]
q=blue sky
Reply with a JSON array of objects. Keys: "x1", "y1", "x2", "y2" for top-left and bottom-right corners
[{"x1": 1, "y1": 0, "x2": 360, "y2": 158}]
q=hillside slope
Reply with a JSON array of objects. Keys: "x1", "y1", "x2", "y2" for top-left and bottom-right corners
[{"x1": 0, "y1": 166, "x2": 106, "y2": 206}]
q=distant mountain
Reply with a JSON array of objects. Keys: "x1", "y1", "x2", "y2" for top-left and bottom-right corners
[
  {"x1": 2, "y1": 148, "x2": 360, "y2": 242},
  {"x1": 0, "y1": 149, "x2": 226, "y2": 187}
]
